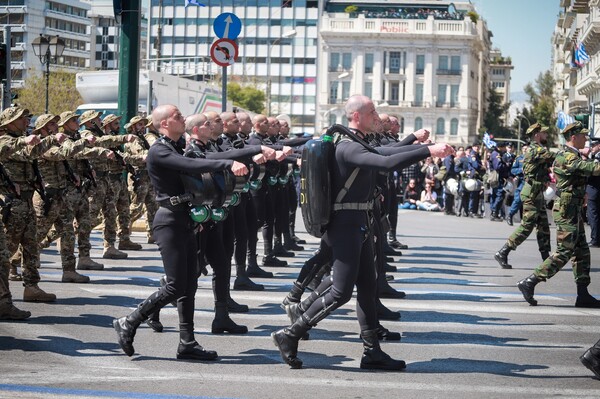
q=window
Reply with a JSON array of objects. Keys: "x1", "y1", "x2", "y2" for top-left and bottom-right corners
[
  {"x1": 399, "y1": 117, "x2": 405, "y2": 134},
  {"x1": 436, "y1": 118, "x2": 445, "y2": 135},
  {"x1": 364, "y1": 82, "x2": 372, "y2": 98},
  {"x1": 416, "y1": 54, "x2": 425, "y2": 75},
  {"x1": 328, "y1": 113, "x2": 337, "y2": 126},
  {"x1": 329, "y1": 81, "x2": 339, "y2": 104},
  {"x1": 493, "y1": 81, "x2": 505, "y2": 89},
  {"x1": 389, "y1": 51, "x2": 401, "y2": 74},
  {"x1": 342, "y1": 52, "x2": 352, "y2": 70},
  {"x1": 450, "y1": 118, "x2": 458, "y2": 136},
  {"x1": 342, "y1": 81, "x2": 350, "y2": 101},
  {"x1": 390, "y1": 82, "x2": 399, "y2": 105},
  {"x1": 492, "y1": 68, "x2": 504, "y2": 75},
  {"x1": 450, "y1": 85, "x2": 459, "y2": 107},
  {"x1": 451, "y1": 55, "x2": 460, "y2": 71},
  {"x1": 415, "y1": 117, "x2": 423, "y2": 130},
  {"x1": 438, "y1": 55, "x2": 448, "y2": 71},
  {"x1": 365, "y1": 53, "x2": 373, "y2": 74},
  {"x1": 437, "y1": 84, "x2": 447, "y2": 106},
  {"x1": 414, "y1": 83, "x2": 423, "y2": 106},
  {"x1": 329, "y1": 53, "x2": 340, "y2": 72}
]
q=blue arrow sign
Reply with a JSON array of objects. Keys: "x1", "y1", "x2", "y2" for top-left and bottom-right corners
[{"x1": 213, "y1": 13, "x2": 242, "y2": 40}]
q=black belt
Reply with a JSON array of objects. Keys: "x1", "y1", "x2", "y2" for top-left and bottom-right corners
[{"x1": 158, "y1": 199, "x2": 189, "y2": 212}]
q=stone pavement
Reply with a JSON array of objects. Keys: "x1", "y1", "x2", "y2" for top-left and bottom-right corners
[{"x1": 2, "y1": 209, "x2": 600, "y2": 399}]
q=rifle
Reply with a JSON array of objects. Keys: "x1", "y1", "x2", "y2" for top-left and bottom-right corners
[
  {"x1": 0, "y1": 162, "x2": 20, "y2": 199},
  {"x1": 32, "y1": 160, "x2": 51, "y2": 216},
  {"x1": 82, "y1": 159, "x2": 97, "y2": 188},
  {"x1": 63, "y1": 160, "x2": 80, "y2": 190}
]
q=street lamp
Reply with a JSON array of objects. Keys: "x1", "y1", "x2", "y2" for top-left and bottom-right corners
[
  {"x1": 31, "y1": 34, "x2": 65, "y2": 113},
  {"x1": 515, "y1": 113, "x2": 530, "y2": 154},
  {"x1": 266, "y1": 29, "x2": 297, "y2": 115}
]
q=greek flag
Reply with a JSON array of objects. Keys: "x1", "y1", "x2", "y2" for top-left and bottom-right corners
[
  {"x1": 573, "y1": 41, "x2": 590, "y2": 67},
  {"x1": 483, "y1": 132, "x2": 496, "y2": 149},
  {"x1": 556, "y1": 111, "x2": 575, "y2": 130},
  {"x1": 185, "y1": 0, "x2": 206, "y2": 7}
]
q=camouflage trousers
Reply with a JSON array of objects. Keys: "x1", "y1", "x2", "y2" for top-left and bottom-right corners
[
  {"x1": 34, "y1": 189, "x2": 76, "y2": 271},
  {"x1": 4, "y1": 191, "x2": 40, "y2": 287},
  {"x1": 0, "y1": 216, "x2": 13, "y2": 302},
  {"x1": 534, "y1": 195, "x2": 590, "y2": 284},
  {"x1": 113, "y1": 176, "x2": 131, "y2": 242},
  {"x1": 88, "y1": 175, "x2": 118, "y2": 248},
  {"x1": 507, "y1": 183, "x2": 551, "y2": 252},
  {"x1": 128, "y1": 173, "x2": 157, "y2": 238}
]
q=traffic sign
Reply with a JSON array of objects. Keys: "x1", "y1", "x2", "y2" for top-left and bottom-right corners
[
  {"x1": 210, "y1": 39, "x2": 238, "y2": 67},
  {"x1": 213, "y1": 13, "x2": 242, "y2": 40}
]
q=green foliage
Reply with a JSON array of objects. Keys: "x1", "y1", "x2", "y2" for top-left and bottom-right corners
[
  {"x1": 483, "y1": 86, "x2": 513, "y2": 139},
  {"x1": 522, "y1": 70, "x2": 557, "y2": 145},
  {"x1": 467, "y1": 11, "x2": 479, "y2": 23},
  {"x1": 227, "y1": 82, "x2": 265, "y2": 114},
  {"x1": 16, "y1": 70, "x2": 83, "y2": 115},
  {"x1": 344, "y1": 5, "x2": 358, "y2": 13}
]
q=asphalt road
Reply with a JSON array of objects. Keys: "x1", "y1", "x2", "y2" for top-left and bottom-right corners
[{"x1": 2, "y1": 209, "x2": 600, "y2": 399}]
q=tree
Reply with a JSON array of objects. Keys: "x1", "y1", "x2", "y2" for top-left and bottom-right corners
[
  {"x1": 16, "y1": 69, "x2": 83, "y2": 115},
  {"x1": 483, "y1": 86, "x2": 513, "y2": 139},
  {"x1": 227, "y1": 82, "x2": 265, "y2": 114},
  {"x1": 522, "y1": 70, "x2": 557, "y2": 145}
]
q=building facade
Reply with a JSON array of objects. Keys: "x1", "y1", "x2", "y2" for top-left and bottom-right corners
[
  {"x1": 0, "y1": 0, "x2": 91, "y2": 88},
  {"x1": 317, "y1": 0, "x2": 492, "y2": 145},
  {"x1": 147, "y1": 0, "x2": 319, "y2": 134},
  {"x1": 489, "y1": 49, "x2": 513, "y2": 126}
]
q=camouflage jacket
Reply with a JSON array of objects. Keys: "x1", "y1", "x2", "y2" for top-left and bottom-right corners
[
  {"x1": 522, "y1": 142, "x2": 554, "y2": 184},
  {"x1": 553, "y1": 145, "x2": 600, "y2": 200},
  {"x1": 38, "y1": 136, "x2": 89, "y2": 189},
  {"x1": 80, "y1": 129, "x2": 130, "y2": 174},
  {"x1": 3, "y1": 129, "x2": 61, "y2": 186}
]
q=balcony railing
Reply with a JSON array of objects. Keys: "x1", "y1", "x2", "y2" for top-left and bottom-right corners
[{"x1": 436, "y1": 69, "x2": 461, "y2": 75}]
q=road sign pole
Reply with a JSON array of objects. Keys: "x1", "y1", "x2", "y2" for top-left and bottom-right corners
[{"x1": 222, "y1": 66, "x2": 227, "y2": 112}]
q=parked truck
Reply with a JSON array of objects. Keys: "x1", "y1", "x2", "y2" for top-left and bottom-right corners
[{"x1": 75, "y1": 70, "x2": 227, "y2": 117}]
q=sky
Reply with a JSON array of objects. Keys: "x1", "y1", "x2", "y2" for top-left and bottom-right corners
[{"x1": 470, "y1": 0, "x2": 561, "y2": 94}]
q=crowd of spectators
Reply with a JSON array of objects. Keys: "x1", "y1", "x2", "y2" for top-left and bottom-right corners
[{"x1": 362, "y1": 8, "x2": 465, "y2": 20}]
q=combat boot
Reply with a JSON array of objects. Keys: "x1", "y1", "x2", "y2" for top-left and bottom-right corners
[
  {"x1": 176, "y1": 340, "x2": 218, "y2": 361},
  {"x1": 247, "y1": 255, "x2": 274, "y2": 278},
  {"x1": 0, "y1": 300, "x2": 31, "y2": 320},
  {"x1": 233, "y1": 274, "x2": 264, "y2": 291},
  {"x1": 272, "y1": 240, "x2": 295, "y2": 257},
  {"x1": 575, "y1": 284, "x2": 600, "y2": 308},
  {"x1": 384, "y1": 263, "x2": 397, "y2": 272},
  {"x1": 281, "y1": 282, "x2": 304, "y2": 308},
  {"x1": 227, "y1": 297, "x2": 249, "y2": 313},
  {"x1": 292, "y1": 234, "x2": 306, "y2": 245},
  {"x1": 8, "y1": 267, "x2": 22, "y2": 281},
  {"x1": 283, "y1": 234, "x2": 304, "y2": 251},
  {"x1": 494, "y1": 244, "x2": 513, "y2": 269},
  {"x1": 376, "y1": 299, "x2": 401, "y2": 320},
  {"x1": 581, "y1": 339, "x2": 600, "y2": 379},
  {"x1": 378, "y1": 280, "x2": 406, "y2": 299},
  {"x1": 23, "y1": 285, "x2": 56, "y2": 302},
  {"x1": 62, "y1": 270, "x2": 90, "y2": 283},
  {"x1": 376, "y1": 324, "x2": 401, "y2": 341},
  {"x1": 145, "y1": 311, "x2": 163, "y2": 333},
  {"x1": 360, "y1": 329, "x2": 406, "y2": 371},
  {"x1": 118, "y1": 239, "x2": 143, "y2": 251},
  {"x1": 517, "y1": 274, "x2": 543, "y2": 306},
  {"x1": 262, "y1": 254, "x2": 287, "y2": 267},
  {"x1": 506, "y1": 214, "x2": 514, "y2": 226},
  {"x1": 211, "y1": 302, "x2": 248, "y2": 334},
  {"x1": 103, "y1": 245, "x2": 128, "y2": 259},
  {"x1": 77, "y1": 256, "x2": 104, "y2": 270},
  {"x1": 271, "y1": 316, "x2": 311, "y2": 369}
]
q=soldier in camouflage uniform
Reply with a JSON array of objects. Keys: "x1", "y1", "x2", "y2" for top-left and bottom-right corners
[
  {"x1": 79, "y1": 110, "x2": 136, "y2": 259},
  {"x1": 31, "y1": 114, "x2": 92, "y2": 283},
  {"x1": 1, "y1": 107, "x2": 68, "y2": 302},
  {"x1": 0, "y1": 131, "x2": 41, "y2": 318},
  {"x1": 122, "y1": 115, "x2": 158, "y2": 245},
  {"x1": 495, "y1": 123, "x2": 553, "y2": 269},
  {"x1": 55, "y1": 111, "x2": 114, "y2": 271},
  {"x1": 517, "y1": 122, "x2": 600, "y2": 308}
]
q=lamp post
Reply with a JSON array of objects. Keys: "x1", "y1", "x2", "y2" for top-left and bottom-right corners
[
  {"x1": 515, "y1": 113, "x2": 530, "y2": 154},
  {"x1": 31, "y1": 34, "x2": 65, "y2": 113},
  {"x1": 266, "y1": 30, "x2": 296, "y2": 115}
]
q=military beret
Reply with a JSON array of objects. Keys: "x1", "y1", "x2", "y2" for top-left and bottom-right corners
[
  {"x1": 0, "y1": 106, "x2": 30, "y2": 127},
  {"x1": 102, "y1": 113, "x2": 122, "y2": 127},
  {"x1": 57, "y1": 111, "x2": 79, "y2": 127},
  {"x1": 129, "y1": 115, "x2": 148, "y2": 125},
  {"x1": 562, "y1": 121, "x2": 589, "y2": 139},
  {"x1": 79, "y1": 110, "x2": 102, "y2": 124},
  {"x1": 32, "y1": 114, "x2": 59, "y2": 132},
  {"x1": 525, "y1": 122, "x2": 541, "y2": 135}
]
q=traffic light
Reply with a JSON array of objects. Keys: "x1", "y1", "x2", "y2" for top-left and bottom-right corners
[
  {"x1": 575, "y1": 113, "x2": 589, "y2": 129},
  {"x1": 0, "y1": 44, "x2": 6, "y2": 81}
]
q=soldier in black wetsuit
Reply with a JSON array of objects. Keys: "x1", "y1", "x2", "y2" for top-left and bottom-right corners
[
  {"x1": 112, "y1": 105, "x2": 249, "y2": 360},
  {"x1": 272, "y1": 95, "x2": 454, "y2": 370}
]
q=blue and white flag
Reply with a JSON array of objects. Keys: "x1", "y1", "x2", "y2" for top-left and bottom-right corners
[
  {"x1": 483, "y1": 132, "x2": 496, "y2": 149},
  {"x1": 185, "y1": 0, "x2": 206, "y2": 7},
  {"x1": 577, "y1": 42, "x2": 590, "y2": 65},
  {"x1": 556, "y1": 111, "x2": 575, "y2": 130}
]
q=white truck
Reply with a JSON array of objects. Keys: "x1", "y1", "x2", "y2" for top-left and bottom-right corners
[{"x1": 75, "y1": 70, "x2": 228, "y2": 117}]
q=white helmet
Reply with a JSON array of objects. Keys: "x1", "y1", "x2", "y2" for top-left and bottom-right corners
[
  {"x1": 446, "y1": 178, "x2": 459, "y2": 196},
  {"x1": 465, "y1": 178, "x2": 481, "y2": 192},
  {"x1": 544, "y1": 186, "x2": 557, "y2": 201}
]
